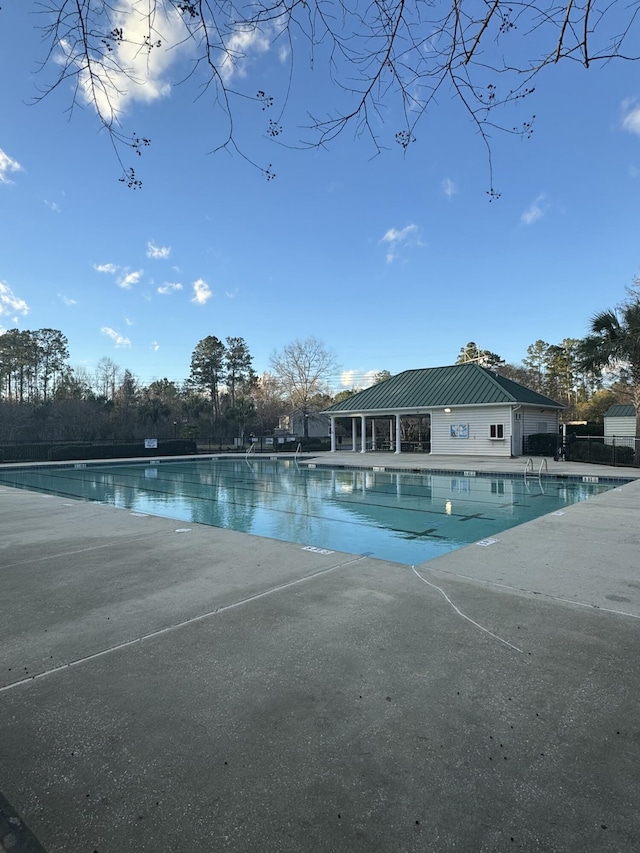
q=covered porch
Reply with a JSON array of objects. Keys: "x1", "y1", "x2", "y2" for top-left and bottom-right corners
[{"x1": 329, "y1": 412, "x2": 431, "y2": 454}]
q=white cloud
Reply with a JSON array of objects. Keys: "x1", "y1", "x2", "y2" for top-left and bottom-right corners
[
  {"x1": 0, "y1": 148, "x2": 22, "y2": 184},
  {"x1": 340, "y1": 369, "x2": 381, "y2": 389},
  {"x1": 101, "y1": 326, "x2": 131, "y2": 348},
  {"x1": 622, "y1": 98, "x2": 640, "y2": 135},
  {"x1": 157, "y1": 282, "x2": 183, "y2": 295},
  {"x1": 117, "y1": 269, "x2": 143, "y2": 289},
  {"x1": 125, "y1": 317, "x2": 135, "y2": 326},
  {"x1": 521, "y1": 194, "x2": 548, "y2": 225},
  {"x1": 441, "y1": 178, "x2": 457, "y2": 199},
  {"x1": 381, "y1": 224, "x2": 418, "y2": 244},
  {"x1": 58, "y1": 293, "x2": 77, "y2": 306},
  {"x1": 191, "y1": 278, "x2": 213, "y2": 305},
  {"x1": 61, "y1": 2, "x2": 189, "y2": 124},
  {"x1": 219, "y1": 26, "x2": 271, "y2": 84},
  {"x1": 147, "y1": 241, "x2": 171, "y2": 259},
  {"x1": 380, "y1": 223, "x2": 422, "y2": 263},
  {"x1": 94, "y1": 263, "x2": 117, "y2": 274},
  {"x1": 225, "y1": 289, "x2": 238, "y2": 299},
  {"x1": 45, "y1": 199, "x2": 61, "y2": 212},
  {"x1": 151, "y1": 341, "x2": 160, "y2": 352},
  {"x1": 0, "y1": 281, "x2": 30, "y2": 317}
]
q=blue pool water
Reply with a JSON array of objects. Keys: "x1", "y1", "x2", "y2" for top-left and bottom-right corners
[{"x1": 0, "y1": 458, "x2": 624, "y2": 565}]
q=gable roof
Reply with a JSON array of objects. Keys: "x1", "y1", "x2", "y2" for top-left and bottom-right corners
[
  {"x1": 324, "y1": 364, "x2": 563, "y2": 414},
  {"x1": 604, "y1": 404, "x2": 636, "y2": 418}
]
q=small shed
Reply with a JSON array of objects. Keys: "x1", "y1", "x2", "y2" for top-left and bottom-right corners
[
  {"x1": 603, "y1": 404, "x2": 636, "y2": 444},
  {"x1": 323, "y1": 363, "x2": 563, "y2": 457}
]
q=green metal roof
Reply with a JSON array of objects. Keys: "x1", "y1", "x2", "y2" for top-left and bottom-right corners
[
  {"x1": 324, "y1": 364, "x2": 563, "y2": 414},
  {"x1": 604, "y1": 404, "x2": 636, "y2": 418}
]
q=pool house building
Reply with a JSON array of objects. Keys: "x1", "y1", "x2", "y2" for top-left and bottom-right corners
[{"x1": 323, "y1": 363, "x2": 563, "y2": 457}]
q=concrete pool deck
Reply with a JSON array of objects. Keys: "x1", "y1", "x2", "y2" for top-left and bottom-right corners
[{"x1": 1, "y1": 453, "x2": 639, "y2": 852}]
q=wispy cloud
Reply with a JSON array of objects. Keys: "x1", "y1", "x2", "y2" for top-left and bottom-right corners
[
  {"x1": 157, "y1": 282, "x2": 183, "y2": 295},
  {"x1": 45, "y1": 199, "x2": 61, "y2": 213},
  {"x1": 151, "y1": 341, "x2": 160, "y2": 352},
  {"x1": 441, "y1": 178, "x2": 457, "y2": 199},
  {"x1": 191, "y1": 278, "x2": 213, "y2": 305},
  {"x1": 0, "y1": 148, "x2": 22, "y2": 184},
  {"x1": 94, "y1": 263, "x2": 117, "y2": 274},
  {"x1": 622, "y1": 98, "x2": 640, "y2": 135},
  {"x1": 0, "y1": 281, "x2": 30, "y2": 317},
  {"x1": 101, "y1": 326, "x2": 131, "y2": 348},
  {"x1": 219, "y1": 26, "x2": 271, "y2": 84},
  {"x1": 125, "y1": 317, "x2": 135, "y2": 326},
  {"x1": 521, "y1": 194, "x2": 548, "y2": 225},
  {"x1": 225, "y1": 289, "x2": 238, "y2": 299},
  {"x1": 340, "y1": 369, "x2": 381, "y2": 389},
  {"x1": 117, "y1": 269, "x2": 143, "y2": 289},
  {"x1": 380, "y1": 223, "x2": 423, "y2": 263},
  {"x1": 58, "y1": 293, "x2": 77, "y2": 306},
  {"x1": 147, "y1": 241, "x2": 171, "y2": 259}
]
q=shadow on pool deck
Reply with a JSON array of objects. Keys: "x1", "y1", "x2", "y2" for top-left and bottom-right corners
[{"x1": 1, "y1": 455, "x2": 639, "y2": 852}]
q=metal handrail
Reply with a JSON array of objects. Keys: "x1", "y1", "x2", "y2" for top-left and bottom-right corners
[
  {"x1": 294, "y1": 442, "x2": 302, "y2": 460},
  {"x1": 245, "y1": 442, "x2": 255, "y2": 459},
  {"x1": 524, "y1": 457, "x2": 533, "y2": 477},
  {"x1": 539, "y1": 458, "x2": 548, "y2": 475}
]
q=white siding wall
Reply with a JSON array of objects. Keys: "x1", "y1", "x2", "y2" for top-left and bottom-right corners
[
  {"x1": 430, "y1": 406, "x2": 560, "y2": 457},
  {"x1": 604, "y1": 416, "x2": 635, "y2": 438},
  {"x1": 521, "y1": 409, "x2": 559, "y2": 437},
  {"x1": 430, "y1": 406, "x2": 513, "y2": 456}
]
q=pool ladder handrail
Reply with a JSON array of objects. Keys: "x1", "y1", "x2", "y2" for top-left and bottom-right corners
[
  {"x1": 524, "y1": 457, "x2": 548, "y2": 477},
  {"x1": 245, "y1": 442, "x2": 255, "y2": 460},
  {"x1": 294, "y1": 442, "x2": 302, "y2": 461}
]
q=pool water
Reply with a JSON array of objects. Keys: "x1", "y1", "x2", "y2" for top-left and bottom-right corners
[{"x1": 0, "y1": 458, "x2": 622, "y2": 565}]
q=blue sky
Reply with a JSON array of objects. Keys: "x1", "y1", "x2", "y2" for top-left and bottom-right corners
[{"x1": 1, "y1": 2, "x2": 639, "y2": 392}]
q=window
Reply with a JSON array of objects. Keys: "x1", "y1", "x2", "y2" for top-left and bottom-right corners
[{"x1": 489, "y1": 424, "x2": 504, "y2": 439}]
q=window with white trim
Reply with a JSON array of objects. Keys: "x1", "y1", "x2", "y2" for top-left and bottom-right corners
[{"x1": 489, "y1": 424, "x2": 504, "y2": 439}]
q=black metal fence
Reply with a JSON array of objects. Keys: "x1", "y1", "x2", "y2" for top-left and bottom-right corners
[
  {"x1": 0, "y1": 436, "x2": 331, "y2": 464},
  {"x1": 523, "y1": 433, "x2": 638, "y2": 467},
  {"x1": 0, "y1": 439, "x2": 197, "y2": 464}
]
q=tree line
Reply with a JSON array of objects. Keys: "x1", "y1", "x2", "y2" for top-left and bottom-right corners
[
  {"x1": 1, "y1": 291, "x2": 639, "y2": 442},
  {"x1": 0, "y1": 332, "x2": 338, "y2": 444}
]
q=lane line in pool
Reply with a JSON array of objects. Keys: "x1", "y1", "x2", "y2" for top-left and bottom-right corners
[
  {"x1": 411, "y1": 566, "x2": 524, "y2": 654},
  {"x1": 0, "y1": 555, "x2": 367, "y2": 694}
]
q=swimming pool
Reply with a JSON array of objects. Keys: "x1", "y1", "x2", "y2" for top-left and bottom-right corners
[{"x1": 0, "y1": 458, "x2": 626, "y2": 565}]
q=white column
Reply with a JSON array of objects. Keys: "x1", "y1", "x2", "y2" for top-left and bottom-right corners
[
  {"x1": 330, "y1": 416, "x2": 336, "y2": 452},
  {"x1": 360, "y1": 414, "x2": 367, "y2": 453},
  {"x1": 371, "y1": 419, "x2": 376, "y2": 451},
  {"x1": 352, "y1": 418, "x2": 358, "y2": 452},
  {"x1": 395, "y1": 414, "x2": 402, "y2": 454}
]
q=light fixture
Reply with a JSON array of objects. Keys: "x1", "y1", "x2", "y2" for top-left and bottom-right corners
[{"x1": 444, "y1": 407, "x2": 451, "y2": 413}]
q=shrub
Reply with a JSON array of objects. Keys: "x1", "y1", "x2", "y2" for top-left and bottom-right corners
[
  {"x1": 47, "y1": 439, "x2": 197, "y2": 461},
  {"x1": 524, "y1": 433, "x2": 559, "y2": 456}
]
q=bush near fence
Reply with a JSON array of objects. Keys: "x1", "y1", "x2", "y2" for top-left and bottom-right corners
[
  {"x1": 523, "y1": 433, "x2": 559, "y2": 456},
  {"x1": 48, "y1": 439, "x2": 197, "y2": 461},
  {"x1": 0, "y1": 439, "x2": 197, "y2": 463},
  {"x1": 568, "y1": 438, "x2": 635, "y2": 467}
]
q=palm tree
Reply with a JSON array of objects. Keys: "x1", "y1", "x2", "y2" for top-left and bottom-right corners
[{"x1": 578, "y1": 300, "x2": 640, "y2": 437}]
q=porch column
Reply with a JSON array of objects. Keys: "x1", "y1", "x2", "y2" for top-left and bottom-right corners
[
  {"x1": 389, "y1": 418, "x2": 394, "y2": 451},
  {"x1": 330, "y1": 416, "x2": 336, "y2": 452},
  {"x1": 360, "y1": 414, "x2": 367, "y2": 453},
  {"x1": 371, "y1": 419, "x2": 376, "y2": 450},
  {"x1": 352, "y1": 418, "x2": 358, "y2": 452},
  {"x1": 395, "y1": 414, "x2": 402, "y2": 454}
]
